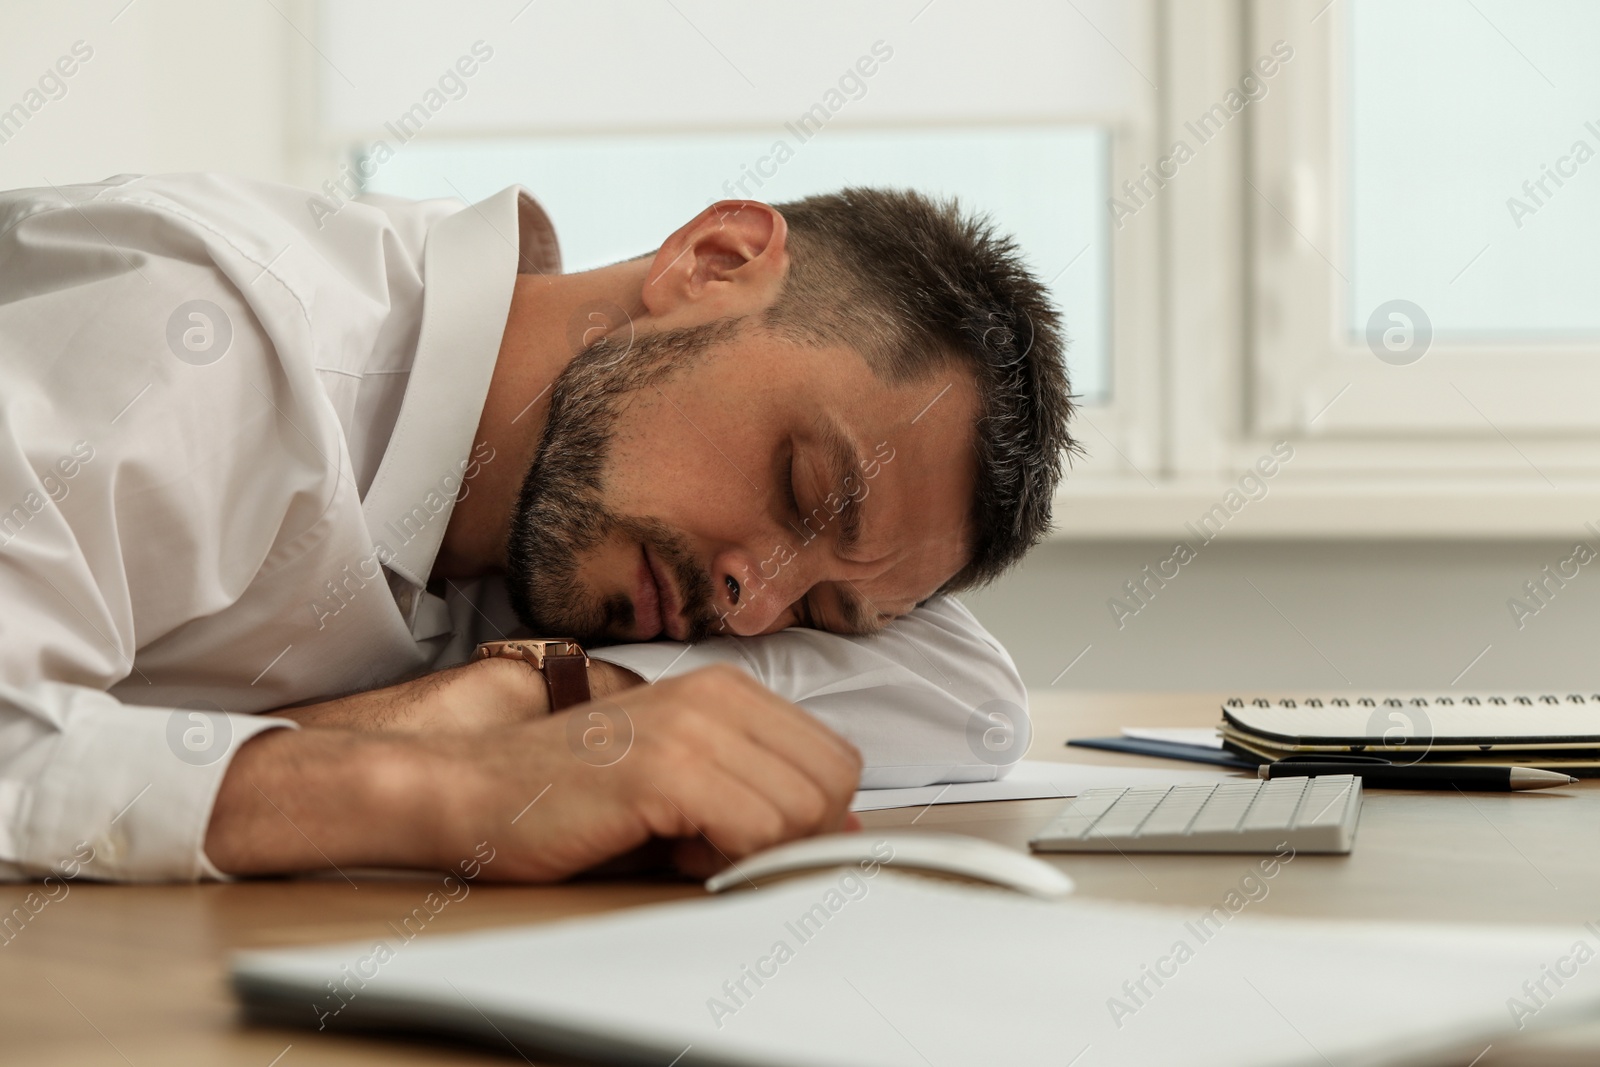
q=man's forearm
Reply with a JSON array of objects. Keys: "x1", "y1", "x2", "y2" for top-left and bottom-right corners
[
  {"x1": 204, "y1": 665, "x2": 864, "y2": 883},
  {"x1": 208, "y1": 656, "x2": 647, "y2": 875},
  {"x1": 205, "y1": 727, "x2": 454, "y2": 875}
]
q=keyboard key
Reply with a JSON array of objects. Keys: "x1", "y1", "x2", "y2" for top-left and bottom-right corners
[
  {"x1": 1296, "y1": 778, "x2": 1357, "y2": 827},
  {"x1": 1138, "y1": 785, "x2": 1220, "y2": 836},
  {"x1": 1241, "y1": 778, "x2": 1308, "y2": 831},
  {"x1": 1088, "y1": 788, "x2": 1171, "y2": 837},
  {"x1": 1039, "y1": 789, "x2": 1125, "y2": 840},
  {"x1": 1031, "y1": 775, "x2": 1362, "y2": 854}
]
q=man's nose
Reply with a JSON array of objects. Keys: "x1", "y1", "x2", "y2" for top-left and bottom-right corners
[{"x1": 709, "y1": 545, "x2": 804, "y2": 636}]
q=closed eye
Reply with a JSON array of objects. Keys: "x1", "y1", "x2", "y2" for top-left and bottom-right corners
[
  {"x1": 781, "y1": 450, "x2": 801, "y2": 517},
  {"x1": 776, "y1": 444, "x2": 812, "y2": 628}
]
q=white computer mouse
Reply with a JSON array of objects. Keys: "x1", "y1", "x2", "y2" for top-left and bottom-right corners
[{"x1": 704, "y1": 831, "x2": 1074, "y2": 899}]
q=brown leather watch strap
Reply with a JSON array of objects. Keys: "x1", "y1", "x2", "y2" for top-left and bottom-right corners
[
  {"x1": 471, "y1": 639, "x2": 592, "y2": 713},
  {"x1": 541, "y1": 651, "x2": 592, "y2": 713}
]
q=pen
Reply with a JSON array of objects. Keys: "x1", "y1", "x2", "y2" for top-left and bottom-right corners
[{"x1": 1257, "y1": 762, "x2": 1578, "y2": 791}]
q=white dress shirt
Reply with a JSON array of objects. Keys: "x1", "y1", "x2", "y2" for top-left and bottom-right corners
[{"x1": 0, "y1": 173, "x2": 1028, "y2": 882}]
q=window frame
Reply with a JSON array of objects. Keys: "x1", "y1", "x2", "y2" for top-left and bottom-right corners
[
  {"x1": 1052, "y1": 0, "x2": 1600, "y2": 539},
  {"x1": 1246, "y1": 0, "x2": 1600, "y2": 452}
]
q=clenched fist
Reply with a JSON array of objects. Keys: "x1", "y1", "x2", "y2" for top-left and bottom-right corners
[{"x1": 451, "y1": 664, "x2": 864, "y2": 880}]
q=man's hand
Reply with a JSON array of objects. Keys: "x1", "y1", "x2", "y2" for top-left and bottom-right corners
[
  {"x1": 453, "y1": 664, "x2": 864, "y2": 880},
  {"x1": 275, "y1": 655, "x2": 644, "y2": 733},
  {"x1": 206, "y1": 664, "x2": 862, "y2": 881}
]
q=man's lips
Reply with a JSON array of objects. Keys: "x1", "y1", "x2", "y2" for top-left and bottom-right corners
[{"x1": 637, "y1": 544, "x2": 688, "y2": 641}]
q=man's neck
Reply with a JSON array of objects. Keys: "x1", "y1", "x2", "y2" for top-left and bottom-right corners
[{"x1": 431, "y1": 259, "x2": 651, "y2": 581}]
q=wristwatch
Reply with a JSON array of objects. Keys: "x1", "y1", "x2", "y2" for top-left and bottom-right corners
[{"x1": 471, "y1": 638, "x2": 592, "y2": 712}]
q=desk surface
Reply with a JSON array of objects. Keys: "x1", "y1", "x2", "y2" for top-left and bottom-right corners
[{"x1": 7, "y1": 691, "x2": 1600, "y2": 1066}]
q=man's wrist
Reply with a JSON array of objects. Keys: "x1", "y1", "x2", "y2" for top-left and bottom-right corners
[
  {"x1": 473, "y1": 655, "x2": 553, "y2": 718},
  {"x1": 587, "y1": 658, "x2": 645, "y2": 701}
]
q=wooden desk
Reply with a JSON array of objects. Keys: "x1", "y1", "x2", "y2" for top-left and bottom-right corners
[{"x1": 6, "y1": 691, "x2": 1600, "y2": 1065}]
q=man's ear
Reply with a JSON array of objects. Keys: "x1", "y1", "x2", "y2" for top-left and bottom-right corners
[{"x1": 638, "y1": 201, "x2": 789, "y2": 324}]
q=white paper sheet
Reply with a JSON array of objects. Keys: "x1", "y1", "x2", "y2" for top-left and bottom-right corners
[
  {"x1": 235, "y1": 871, "x2": 1600, "y2": 1067},
  {"x1": 1122, "y1": 726, "x2": 1225, "y2": 749},
  {"x1": 848, "y1": 759, "x2": 1238, "y2": 812}
]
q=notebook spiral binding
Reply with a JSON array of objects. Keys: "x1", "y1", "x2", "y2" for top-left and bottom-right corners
[{"x1": 1224, "y1": 694, "x2": 1600, "y2": 710}]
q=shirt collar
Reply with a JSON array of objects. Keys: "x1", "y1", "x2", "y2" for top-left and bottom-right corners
[{"x1": 360, "y1": 185, "x2": 560, "y2": 588}]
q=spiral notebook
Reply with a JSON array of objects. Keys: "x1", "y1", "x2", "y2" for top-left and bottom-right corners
[{"x1": 1221, "y1": 692, "x2": 1600, "y2": 773}]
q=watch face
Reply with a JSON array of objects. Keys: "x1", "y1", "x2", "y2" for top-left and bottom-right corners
[{"x1": 474, "y1": 639, "x2": 586, "y2": 665}]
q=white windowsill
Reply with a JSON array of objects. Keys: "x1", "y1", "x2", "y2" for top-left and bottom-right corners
[{"x1": 1049, "y1": 479, "x2": 1600, "y2": 540}]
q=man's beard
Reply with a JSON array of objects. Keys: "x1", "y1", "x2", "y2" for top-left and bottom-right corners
[{"x1": 503, "y1": 321, "x2": 735, "y2": 645}]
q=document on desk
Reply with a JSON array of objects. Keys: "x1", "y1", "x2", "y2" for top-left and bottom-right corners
[
  {"x1": 234, "y1": 870, "x2": 1600, "y2": 1067},
  {"x1": 849, "y1": 759, "x2": 1236, "y2": 812},
  {"x1": 1122, "y1": 726, "x2": 1225, "y2": 748}
]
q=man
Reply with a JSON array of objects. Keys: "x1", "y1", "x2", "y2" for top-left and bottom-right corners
[{"x1": 0, "y1": 174, "x2": 1073, "y2": 883}]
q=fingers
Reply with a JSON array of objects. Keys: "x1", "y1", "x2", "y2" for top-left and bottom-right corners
[
  {"x1": 694, "y1": 730, "x2": 837, "y2": 840},
  {"x1": 670, "y1": 837, "x2": 728, "y2": 880},
  {"x1": 622, "y1": 667, "x2": 861, "y2": 860},
  {"x1": 660, "y1": 666, "x2": 863, "y2": 825},
  {"x1": 640, "y1": 761, "x2": 793, "y2": 861},
  {"x1": 484, "y1": 665, "x2": 862, "y2": 883},
  {"x1": 712, "y1": 667, "x2": 861, "y2": 765}
]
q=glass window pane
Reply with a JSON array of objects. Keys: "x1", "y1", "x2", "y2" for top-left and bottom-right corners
[
  {"x1": 360, "y1": 126, "x2": 1110, "y2": 403},
  {"x1": 1349, "y1": 0, "x2": 1600, "y2": 340}
]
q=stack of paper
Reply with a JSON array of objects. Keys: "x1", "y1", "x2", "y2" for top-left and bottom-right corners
[{"x1": 235, "y1": 871, "x2": 1600, "y2": 1066}]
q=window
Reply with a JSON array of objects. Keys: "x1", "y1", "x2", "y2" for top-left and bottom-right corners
[
  {"x1": 1252, "y1": 0, "x2": 1600, "y2": 451},
  {"x1": 1056, "y1": 0, "x2": 1600, "y2": 537},
  {"x1": 1349, "y1": 2, "x2": 1600, "y2": 342}
]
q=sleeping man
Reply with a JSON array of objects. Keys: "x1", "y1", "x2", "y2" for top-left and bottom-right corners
[{"x1": 0, "y1": 175, "x2": 1073, "y2": 882}]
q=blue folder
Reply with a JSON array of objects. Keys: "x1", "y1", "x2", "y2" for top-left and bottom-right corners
[{"x1": 1067, "y1": 736, "x2": 1260, "y2": 770}]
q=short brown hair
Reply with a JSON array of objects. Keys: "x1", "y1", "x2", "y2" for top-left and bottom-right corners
[{"x1": 764, "y1": 187, "x2": 1077, "y2": 591}]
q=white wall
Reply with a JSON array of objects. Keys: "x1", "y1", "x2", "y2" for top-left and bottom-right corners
[
  {"x1": 0, "y1": 1, "x2": 312, "y2": 190},
  {"x1": 318, "y1": 0, "x2": 1146, "y2": 135},
  {"x1": 961, "y1": 538, "x2": 1600, "y2": 694}
]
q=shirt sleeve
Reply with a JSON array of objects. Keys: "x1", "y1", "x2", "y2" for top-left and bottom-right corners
[
  {"x1": 0, "y1": 444, "x2": 295, "y2": 882},
  {"x1": 0, "y1": 178, "x2": 309, "y2": 882},
  {"x1": 588, "y1": 596, "x2": 1032, "y2": 789},
  {"x1": 0, "y1": 683, "x2": 292, "y2": 882}
]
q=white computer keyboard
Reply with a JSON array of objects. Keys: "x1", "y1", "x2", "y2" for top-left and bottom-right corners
[{"x1": 1030, "y1": 775, "x2": 1362, "y2": 854}]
